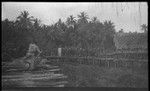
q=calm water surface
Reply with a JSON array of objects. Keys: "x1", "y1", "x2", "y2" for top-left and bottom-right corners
[{"x1": 2, "y1": 71, "x2": 68, "y2": 87}]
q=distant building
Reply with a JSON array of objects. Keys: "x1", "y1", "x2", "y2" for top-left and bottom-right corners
[
  {"x1": 113, "y1": 32, "x2": 148, "y2": 59},
  {"x1": 114, "y1": 32, "x2": 147, "y2": 51}
]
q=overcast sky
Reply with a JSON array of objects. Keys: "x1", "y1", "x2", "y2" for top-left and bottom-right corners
[{"x1": 2, "y1": 2, "x2": 148, "y2": 32}]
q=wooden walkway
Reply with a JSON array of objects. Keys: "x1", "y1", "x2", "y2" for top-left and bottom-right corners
[
  {"x1": 2, "y1": 63, "x2": 68, "y2": 87},
  {"x1": 2, "y1": 55, "x2": 148, "y2": 87}
]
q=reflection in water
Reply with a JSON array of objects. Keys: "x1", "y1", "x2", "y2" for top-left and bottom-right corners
[
  {"x1": 22, "y1": 80, "x2": 35, "y2": 87},
  {"x1": 3, "y1": 72, "x2": 68, "y2": 87},
  {"x1": 21, "y1": 73, "x2": 35, "y2": 87}
]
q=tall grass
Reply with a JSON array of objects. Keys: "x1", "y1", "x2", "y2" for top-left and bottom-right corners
[{"x1": 59, "y1": 63, "x2": 148, "y2": 87}]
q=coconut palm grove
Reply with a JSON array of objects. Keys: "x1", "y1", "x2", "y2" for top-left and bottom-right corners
[{"x1": 2, "y1": 9, "x2": 148, "y2": 88}]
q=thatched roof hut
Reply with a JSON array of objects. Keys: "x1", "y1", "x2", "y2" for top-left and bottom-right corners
[{"x1": 114, "y1": 32, "x2": 147, "y2": 50}]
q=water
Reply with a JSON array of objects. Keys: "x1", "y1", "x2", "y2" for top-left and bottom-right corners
[{"x1": 2, "y1": 68, "x2": 68, "y2": 87}]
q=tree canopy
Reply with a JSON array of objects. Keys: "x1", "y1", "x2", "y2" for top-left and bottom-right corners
[{"x1": 2, "y1": 10, "x2": 147, "y2": 62}]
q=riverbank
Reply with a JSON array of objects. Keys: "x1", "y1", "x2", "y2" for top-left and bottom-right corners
[{"x1": 59, "y1": 63, "x2": 148, "y2": 87}]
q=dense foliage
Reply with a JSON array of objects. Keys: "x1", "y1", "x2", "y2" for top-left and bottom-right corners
[
  {"x1": 2, "y1": 11, "x2": 147, "y2": 62},
  {"x1": 59, "y1": 64, "x2": 148, "y2": 87}
]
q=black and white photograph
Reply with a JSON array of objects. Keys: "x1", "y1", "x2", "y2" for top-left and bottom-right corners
[{"x1": 2, "y1": 2, "x2": 148, "y2": 89}]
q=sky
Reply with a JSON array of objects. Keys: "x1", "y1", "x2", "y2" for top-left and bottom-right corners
[{"x1": 2, "y1": 2, "x2": 148, "y2": 32}]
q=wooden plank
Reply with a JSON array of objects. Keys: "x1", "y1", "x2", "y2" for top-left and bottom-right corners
[
  {"x1": 28, "y1": 81, "x2": 68, "y2": 87},
  {"x1": 45, "y1": 56, "x2": 148, "y2": 63},
  {"x1": 3, "y1": 81, "x2": 68, "y2": 87},
  {"x1": 108, "y1": 61, "x2": 110, "y2": 68},
  {"x1": 4, "y1": 67, "x2": 60, "y2": 74},
  {"x1": 3, "y1": 69, "x2": 61, "y2": 78},
  {"x1": 3, "y1": 74, "x2": 67, "y2": 81},
  {"x1": 45, "y1": 56, "x2": 114, "y2": 60},
  {"x1": 53, "y1": 84, "x2": 65, "y2": 87}
]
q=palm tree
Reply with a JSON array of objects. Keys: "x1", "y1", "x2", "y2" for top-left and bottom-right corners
[
  {"x1": 66, "y1": 15, "x2": 76, "y2": 28},
  {"x1": 33, "y1": 18, "x2": 41, "y2": 29},
  {"x1": 56, "y1": 18, "x2": 67, "y2": 32},
  {"x1": 16, "y1": 11, "x2": 34, "y2": 29},
  {"x1": 91, "y1": 17, "x2": 99, "y2": 23},
  {"x1": 101, "y1": 20, "x2": 116, "y2": 53},
  {"x1": 103, "y1": 20, "x2": 115, "y2": 35},
  {"x1": 141, "y1": 24, "x2": 148, "y2": 33},
  {"x1": 56, "y1": 19, "x2": 62, "y2": 28},
  {"x1": 77, "y1": 12, "x2": 89, "y2": 24},
  {"x1": 118, "y1": 29, "x2": 124, "y2": 33}
]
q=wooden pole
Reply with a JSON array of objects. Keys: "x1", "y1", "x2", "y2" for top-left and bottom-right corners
[
  {"x1": 115, "y1": 61, "x2": 117, "y2": 68},
  {"x1": 99, "y1": 60, "x2": 101, "y2": 66},
  {"x1": 125, "y1": 61, "x2": 128, "y2": 67},
  {"x1": 108, "y1": 60, "x2": 110, "y2": 68}
]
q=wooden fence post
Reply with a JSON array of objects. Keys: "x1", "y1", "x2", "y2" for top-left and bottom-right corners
[
  {"x1": 125, "y1": 61, "x2": 128, "y2": 67},
  {"x1": 99, "y1": 60, "x2": 102, "y2": 66},
  {"x1": 108, "y1": 60, "x2": 110, "y2": 68},
  {"x1": 115, "y1": 61, "x2": 117, "y2": 68},
  {"x1": 92, "y1": 59, "x2": 94, "y2": 65}
]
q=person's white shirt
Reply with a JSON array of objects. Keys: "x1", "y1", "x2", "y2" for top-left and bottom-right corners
[{"x1": 27, "y1": 43, "x2": 41, "y2": 56}]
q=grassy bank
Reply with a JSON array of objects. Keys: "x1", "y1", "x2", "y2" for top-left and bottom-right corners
[{"x1": 59, "y1": 63, "x2": 148, "y2": 87}]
